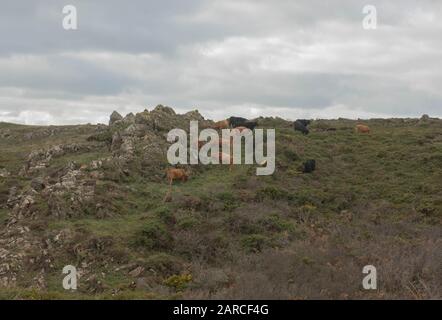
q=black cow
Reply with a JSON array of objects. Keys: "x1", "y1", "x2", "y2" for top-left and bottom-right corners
[
  {"x1": 294, "y1": 120, "x2": 309, "y2": 135},
  {"x1": 296, "y1": 119, "x2": 311, "y2": 127},
  {"x1": 242, "y1": 120, "x2": 258, "y2": 130},
  {"x1": 228, "y1": 116, "x2": 248, "y2": 128},
  {"x1": 302, "y1": 159, "x2": 316, "y2": 173}
]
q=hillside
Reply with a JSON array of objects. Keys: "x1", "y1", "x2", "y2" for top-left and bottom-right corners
[{"x1": 0, "y1": 106, "x2": 441, "y2": 299}]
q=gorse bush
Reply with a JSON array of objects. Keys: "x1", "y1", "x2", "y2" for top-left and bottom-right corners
[{"x1": 164, "y1": 273, "x2": 192, "y2": 291}]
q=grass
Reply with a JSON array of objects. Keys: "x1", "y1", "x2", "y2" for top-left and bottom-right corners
[{"x1": 0, "y1": 118, "x2": 441, "y2": 299}]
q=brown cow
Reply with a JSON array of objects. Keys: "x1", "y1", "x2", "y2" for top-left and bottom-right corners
[
  {"x1": 197, "y1": 140, "x2": 206, "y2": 150},
  {"x1": 199, "y1": 138, "x2": 232, "y2": 149},
  {"x1": 231, "y1": 126, "x2": 249, "y2": 133},
  {"x1": 355, "y1": 124, "x2": 370, "y2": 134},
  {"x1": 166, "y1": 168, "x2": 189, "y2": 185},
  {"x1": 212, "y1": 119, "x2": 229, "y2": 130}
]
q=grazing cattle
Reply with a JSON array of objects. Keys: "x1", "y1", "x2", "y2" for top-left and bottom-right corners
[
  {"x1": 302, "y1": 159, "x2": 316, "y2": 173},
  {"x1": 232, "y1": 126, "x2": 249, "y2": 133},
  {"x1": 228, "y1": 116, "x2": 249, "y2": 128},
  {"x1": 213, "y1": 119, "x2": 230, "y2": 130},
  {"x1": 294, "y1": 120, "x2": 309, "y2": 135},
  {"x1": 242, "y1": 121, "x2": 258, "y2": 130},
  {"x1": 296, "y1": 119, "x2": 311, "y2": 127},
  {"x1": 166, "y1": 168, "x2": 189, "y2": 185},
  {"x1": 197, "y1": 140, "x2": 206, "y2": 149},
  {"x1": 202, "y1": 137, "x2": 233, "y2": 149},
  {"x1": 219, "y1": 138, "x2": 233, "y2": 148},
  {"x1": 355, "y1": 124, "x2": 370, "y2": 134}
]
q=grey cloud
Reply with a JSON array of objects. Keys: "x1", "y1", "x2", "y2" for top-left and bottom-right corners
[{"x1": 0, "y1": 0, "x2": 441, "y2": 124}]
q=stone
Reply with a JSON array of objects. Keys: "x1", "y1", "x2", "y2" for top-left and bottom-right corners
[
  {"x1": 31, "y1": 178, "x2": 46, "y2": 191},
  {"x1": 123, "y1": 112, "x2": 136, "y2": 124},
  {"x1": 135, "y1": 277, "x2": 153, "y2": 290},
  {"x1": 153, "y1": 104, "x2": 175, "y2": 115},
  {"x1": 0, "y1": 168, "x2": 10, "y2": 178},
  {"x1": 111, "y1": 132, "x2": 123, "y2": 151},
  {"x1": 109, "y1": 111, "x2": 123, "y2": 125},
  {"x1": 184, "y1": 109, "x2": 205, "y2": 121},
  {"x1": 128, "y1": 266, "x2": 145, "y2": 277}
]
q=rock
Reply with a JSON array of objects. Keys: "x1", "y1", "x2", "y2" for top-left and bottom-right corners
[
  {"x1": 123, "y1": 123, "x2": 148, "y2": 137},
  {"x1": 418, "y1": 114, "x2": 434, "y2": 126},
  {"x1": 39, "y1": 163, "x2": 97, "y2": 218},
  {"x1": 153, "y1": 104, "x2": 175, "y2": 116},
  {"x1": 31, "y1": 178, "x2": 46, "y2": 191},
  {"x1": 120, "y1": 137, "x2": 135, "y2": 154},
  {"x1": 85, "y1": 275, "x2": 105, "y2": 293},
  {"x1": 123, "y1": 112, "x2": 136, "y2": 124},
  {"x1": 90, "y1": 160, "x2": 103, "y2": 170},
  {"x1": 109, "y1": 111, "x2": 123, "y2": 125},
  {"x1": 184, "y1": 109, "x2": 205, "y2": 121},
  {"x1": 128, "y1": 266, "x2": 145, "y2": 278},
  {"x1": 20, "y1": 144, "x2": 95, "y2": 176},
  {"x1": 135, "y1": 111, "x2": 152, "y2": 126},
  {"x1": 11, "y1": 193, "x2": 37, "y2": 219},
  {"x1": 135, "y1": 277, "x2": 154, "y2": 290},
  {"x1": 0, "y1": 168, "x2": 10, "y2": 178},
  {"x1": 111, "y1": 132, "x2": 123, "y2": 152},
  {"x1": 6, "y1": 187, "x2": 19, "y2": 208}
]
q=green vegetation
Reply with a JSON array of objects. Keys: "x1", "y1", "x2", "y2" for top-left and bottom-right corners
[{"x1": 0, "y1": 116, "x2": 441, "y2": 299}]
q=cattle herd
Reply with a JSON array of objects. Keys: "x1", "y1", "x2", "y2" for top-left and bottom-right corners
[
  {"x1": 166, "y1": 116, "x2": 371, "y2": 186},
  {"x1": 212, "y1": 117, "x2": 258, "y2": 130}
]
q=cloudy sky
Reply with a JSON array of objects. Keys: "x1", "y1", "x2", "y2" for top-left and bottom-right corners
[{"x1": 0, "y1": 0, "x2": 441, "y2": 124}]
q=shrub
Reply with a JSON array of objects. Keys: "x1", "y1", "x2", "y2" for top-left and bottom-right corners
[
  {"x1": 224, "y1": 212, "x2": 261, "y2": 235},
  {"x1": 255, "y1": 186, "x2": 293, "y2": 201},
  {"x1": 216, "y1": 191, "x2": 239, "y2": 211},
  {"x1": 295, "y1": 204, "x2": 317, "y2": 223},
  {"x1": 153, "y1": 206, "x2": 175, "y2": 225},
  {"x1": 134, "y1": 218, "x2": 173, "y2": 250},
  {"x1": 164, "y1": 273, "x2": 192, "y2": 291},
  {"x1": 177, "y1": 216, "x2": 200, "y2": 230},
  {"x1": 283, "y1": 149, "x2": 299, "y2": 161},
  {"x1": 241, "y1": 234, "x2": 271, "y2": 253},
  {"x1": 143, "y1": 253, "x2": 184, "y2": 276},
  {"x1": 259, "y1": 214, "x2": 294, "y2": 233}
]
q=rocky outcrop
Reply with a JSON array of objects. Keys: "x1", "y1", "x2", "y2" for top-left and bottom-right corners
[
  {"x1": 20, "y1": 143, "x2": 104, "y2": 176},
  {"x1": 23, "y1": 128, "x2": 61, "y2": 140},
  {"x1": 41, "y1": 164, "x2": 97, "y2": 219},
  {"x1": 109, "y1": 111, "x2": 123, "y2": 125},
  {"x1": 0, "y1": 105, "x2": 217, "y2": 290},
  {"x1": 135, "y1": 105, "x2": 212, "y2": 132},
  {"x1": 31, "y1": 178, "x2": 46, "y2": 191}
]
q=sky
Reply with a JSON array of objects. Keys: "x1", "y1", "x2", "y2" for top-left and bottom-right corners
[{"x1": 0, "y1": 0, "x2": 441, "y2": 125}]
